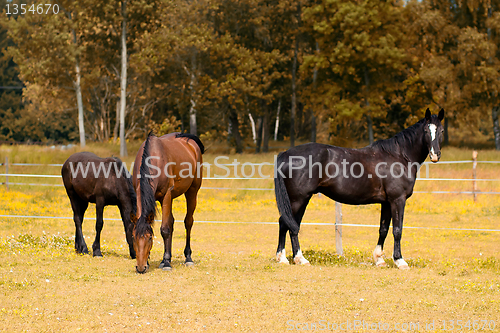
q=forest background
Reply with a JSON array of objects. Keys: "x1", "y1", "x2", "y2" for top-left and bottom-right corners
[{"x1": 1, "y1": 0, "x2": 500, "y2": 155}]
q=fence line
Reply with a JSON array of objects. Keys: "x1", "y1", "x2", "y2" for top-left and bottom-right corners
[
  {"x1": 1, "y1": 183, "x2": 500, "y2": 195},
  {"x1": 1, "y1": 173, "x2": 500, "y2": 182},
  {"x1": 0, "y1": 214, "x2": 499, "y2": 233}
]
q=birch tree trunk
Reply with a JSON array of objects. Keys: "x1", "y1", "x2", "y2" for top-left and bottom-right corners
[
  {"x1": 75, "y1": 60, "x2": 85, "y2": 147},
  {"x1": 189, "y1": 53, "x2": 197, "y2": 136},
  {"x1": 113, "y1": 100, "x2": 119, "y2": 142},
  {"x1": 274, "y1": 99, "x2": 281, "y2": 141},
  {"x1": 119, "y1": 0, "x2": 128, "y2": 157},
  {"x1": 248, "y1": 113, "x2": 257, "y2": 144}
]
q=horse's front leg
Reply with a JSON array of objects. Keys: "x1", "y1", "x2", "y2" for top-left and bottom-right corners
[
  {"x1": 159, "y1": 192, "x2": 174, "y2": 271},
  {"x1": 119, "y1": 205, "x2": 136, "y2": 259},
  {"x1": 92, "y1": 199, "x2": 105, "y2": 257},
  {"x1": 391, "y1": 196, "x2": 409, "y2": 270},
  {"x1": 290, "y1": 198, "x2": 311, "y2": 265}
]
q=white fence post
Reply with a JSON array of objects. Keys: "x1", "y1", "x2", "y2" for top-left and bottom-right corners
[
  {"x1": 335, "y1": 201, "x2": 342, "y2": 256},
  {"x1": 472, "y1": 150, "x2": 477, "y2": 202},
  {"x1": 5, "y1": 157, "x2": 8, "y2": 191}
]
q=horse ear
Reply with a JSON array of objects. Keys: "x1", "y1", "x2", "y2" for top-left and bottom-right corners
[
  {"x1": 438, "y1": 108, "x2": 444, "y2": 121},
  {"x1": 425, "y1": 108, "x2": 431, "y2": 121}
]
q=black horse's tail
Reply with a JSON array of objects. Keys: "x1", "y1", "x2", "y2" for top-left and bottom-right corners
[
  {"x1": 114, "y1": 157, "x2": 137, "y2": 217},
  {"x1": 135, "y1": 133, "x2": 157, "y2": 237},
  {"x1": 274, "y1": 152, "x2": 300, "y2": 234},
  {"x1": 176, "y1": 133, "x2": 205, "y2": 154}
]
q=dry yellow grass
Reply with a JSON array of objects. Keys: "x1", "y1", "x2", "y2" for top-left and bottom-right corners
[{"x1": 0, "y1": 144, "x2": 499, "y2": 332}]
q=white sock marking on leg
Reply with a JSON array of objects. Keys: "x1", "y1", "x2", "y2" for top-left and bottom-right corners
[
  {"x1": 276, "y1": 249, "x2": 289, "y2": 264},
  {"x1": 294, "y1": 249, "x2": 310, "y2": 265}
]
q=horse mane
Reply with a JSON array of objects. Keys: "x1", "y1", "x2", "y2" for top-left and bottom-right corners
[
  {"x1": 135, "y1": 133, "x2": 157, "y2": 238},
  {"x1": 370, "y1": 118, "x2": 426, "y2": 161},
  {"x1": 176, "y1": 133, "x2": 205, "y2": 154},
  {"x1": 113, "y1": 157, "x2": 137, "y2": 217}
]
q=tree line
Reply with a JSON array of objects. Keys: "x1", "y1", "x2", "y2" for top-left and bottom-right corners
[{"x1": 1, "y1": 0, "x2": 500, "y2": 154}]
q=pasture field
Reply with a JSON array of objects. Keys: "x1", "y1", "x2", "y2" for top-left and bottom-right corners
[{"x1": 0, "y1": 144, "x2": 499, "y2": 332}]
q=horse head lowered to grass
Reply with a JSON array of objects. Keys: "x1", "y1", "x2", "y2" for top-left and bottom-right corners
[
  {"x1": 274, "y1": 108, "x2": 444, "y2": 269},
  {"x1": 132, "y1": 132, "x2": 204, "y2": 274}
]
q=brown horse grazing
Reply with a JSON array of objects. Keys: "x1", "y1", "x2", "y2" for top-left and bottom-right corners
[
  {"x1": 132, "y1": 132, "x2": 204, "y2": 274},
  {"x1": 61, "y1": 152, "x2": 137, "y2": 258}
]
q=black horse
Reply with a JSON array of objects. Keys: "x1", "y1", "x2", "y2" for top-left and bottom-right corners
[
  {"x1": 62, "y1": 152, "x2": 137, "y2": 258},
  {"x1": 275, "y1": 109, "x2": 444, "y2": 269}
]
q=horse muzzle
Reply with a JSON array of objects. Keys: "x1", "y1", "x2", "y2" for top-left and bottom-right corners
[
  {"x1": 136, "y1": 265, "x2": 148, "y2": 274},
  {"x1": 429, "y1": 152, "x2": 440, "y2": 163}
]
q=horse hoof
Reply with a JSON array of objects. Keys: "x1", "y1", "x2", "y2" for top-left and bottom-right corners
[
  {"x1": 184, "y1": 261, "x2": 195, "y2": 267},
  {"x1": 375, "y1": 257, "x2": 387, "y2": 267},
  {"x1": 276, "y1": 249, "x2": 289, "y2": 264},
  {"x1": 159, "y1": 262, "x2": 172, "y2": 271},
  {"x1": 394, "y1": 258, "x2": 410, "y2": 270},
  {"x1": 93, "y1": 253, "x2": 103, "y2": 258},
  {"x1": 293, "y1": 257, "x2": 310, "y2": 265},
  {"x1": 78, "y1": 248, "x2": 89, "y2": 255}
]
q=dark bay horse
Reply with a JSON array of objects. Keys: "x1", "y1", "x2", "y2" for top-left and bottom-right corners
[
  {"x1": 132, "y1": 132, "x2": 204, "y2": 273},
  {"x1": 62, "y1": 152, "x2": 137, "y2": 258},
  {"x1": 275, "y1": 109, "x2": 444, "y2": 269}
]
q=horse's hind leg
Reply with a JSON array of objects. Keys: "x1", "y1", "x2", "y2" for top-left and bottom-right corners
[
  {"x1": 92, "y1": 199, "x2": 105, "y2": 257},
  {"x1": 276, "y1": 219, "x2": 289, "y2": 264},
  {"x1": 183, "y1": 188, "x2": 198, "y2": 266},
  {"x1": 373, "y1": 202, "x2": 391, "y2": 267},
  {"x1": 290, "y1": 196, "x2": 311, "y2": 265},
  {"x1": 70, "y1": 196, "x2": 89, "y2": 254}
]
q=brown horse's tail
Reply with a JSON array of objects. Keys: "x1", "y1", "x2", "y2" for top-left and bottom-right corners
[
  {"x1": 135, "y1": 133, "x2": 157, "y2": 237},
  {"x1": 274, "y1": 152, "x2": 300, "y2": 234}
]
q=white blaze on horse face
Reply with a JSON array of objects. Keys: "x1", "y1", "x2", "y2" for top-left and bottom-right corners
[
  {"x1": 293, "y1": 249, "x2": 310, "y2": 265},
  {"x1": 276, "y1": 249, "x2": 289, "y2": 264},
  {"x1": 429, "y1": 124, "x2": 437, "y2": 141},
  {"x1": 428, "y1": 124, "x2": 439, "y2": 162}
]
